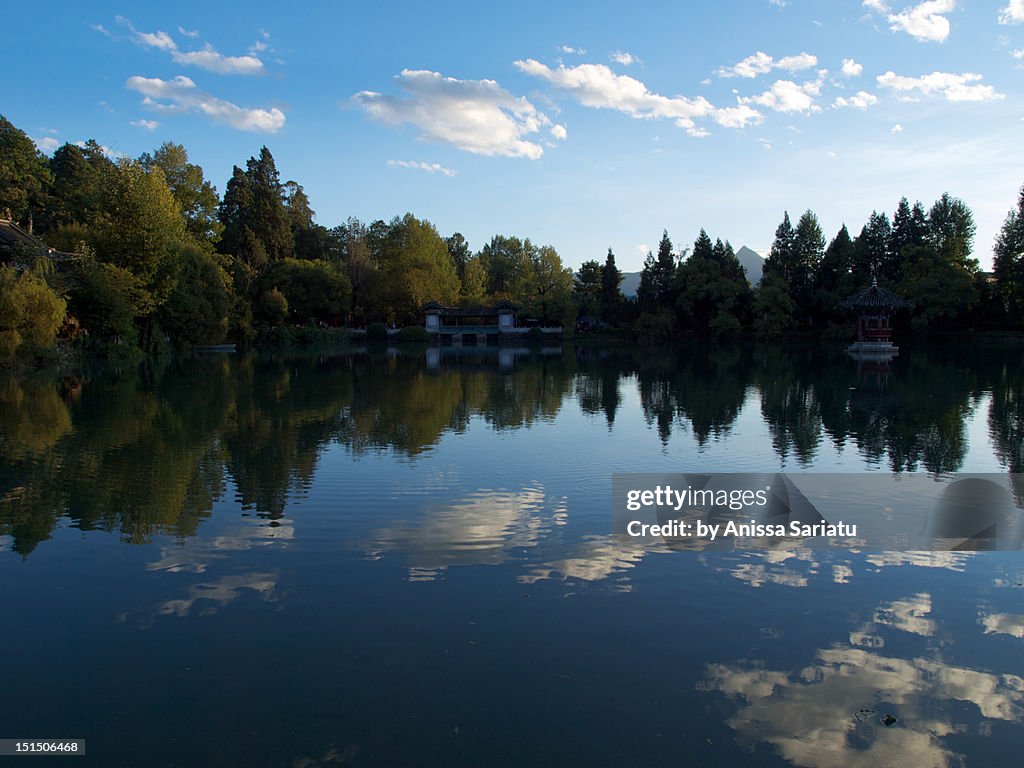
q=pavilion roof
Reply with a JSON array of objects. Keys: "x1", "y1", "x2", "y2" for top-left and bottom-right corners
[
  {"x1": 838, "y1": 280, "x2": 912, "y2": 311},
  {"x1": 422, "y1": 301, "x2": 519, "y2": 317}
]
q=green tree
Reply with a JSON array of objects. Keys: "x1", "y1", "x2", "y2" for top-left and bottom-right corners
[
  {"x1": 93, "y1": 159, "x2": 189, "y2": 319},
  {"x1": 0, "y1": 116, "x2": 52, "y2": 232},
  {"x1": 994, "y1": 185, "x2": 1024, "y2": 325},
  {"x1": 853, "y1": 211, "x2": 892, "y2": 285},
  {"x1": 140, "y1": 142, "x2": 223, "y2": 244},
  {"x1": 446, "y1": 233, "x2": 472, "y2": 282},
  {"x1": 574, "y1": 259, "x2": 603, "y2": 320},
  {"x1": 763, "y1": 212, "x2": 797, "y2": 283},
  {"x1": 524, "y1": 244, "x2": 574, "y2": 326},
  {"x1": 675, "y1": 231, "x2": 751, "y2": 337},
  {"x1": 46, "y1": 140, "x2": 117, "y2": 233},
  {"x1": 69, "y1": 256, "x2": 150, "y2": 349},
  {"x1": 460, "y1": 256, "x2": 487, "y2": 304},
  {"x1": 898, "y1": 244, "x2": 977, "y2": 332},
  {"x1": 752, "y1": 271, "x2": 796, "y2": 338},
  {"x1": 927, "y1": 192, "x2": 977, "y2": 272},
  {"x1": 265, "y1": 258, "x2": 351, "y2": 325},
  {"x1": 0, "y1": 266, "x2": 66, "y2": 356},
  {"x1": 158, "y1": 244, "x2": 233, "y2": 345},
  {"x1": 814, "y1": 224, "x2": 857, "y2": 324},
  {"x1": 372, "y1": 214, "x2": 459, "y2": 323},
  {"x1": 601, "y1": 247, "x2": 623, "y2": 323},
  {"x1": 218, "y1": 147, "x2": 292, "y2": 268},
  {"x1": 889, "y1": 197, "x2": 928, "y2": 279},
  {"x1": 482, "y1": 234, "x2": 533, "y2": 298},
  {"x1": 334, "y1": 218, "x2": 379, "y2": 324},
  {"x1": 792, "y1": 210, "x2": 825, "y2": 320}
]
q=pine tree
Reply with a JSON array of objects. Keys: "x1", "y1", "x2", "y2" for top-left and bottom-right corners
[
  {"x1": 600, "y1": 247, "x2": 623, "y2": 323},
  {"x1": 994, "y1": 186, "x2": 1024, "y2": 324}
]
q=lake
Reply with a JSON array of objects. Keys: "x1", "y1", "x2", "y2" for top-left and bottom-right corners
[{"x1": 2, "y1": 342, "x2": 1023, "y2": 767}]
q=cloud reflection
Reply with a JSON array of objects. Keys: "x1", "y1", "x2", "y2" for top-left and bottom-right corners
[{"x1": 368, "y1": 487, "x2": 567, "y2": 581}]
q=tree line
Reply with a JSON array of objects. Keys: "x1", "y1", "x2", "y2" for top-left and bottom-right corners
[
  {"x1": 3, "y1": 112, "x2": 1024, "y2": 359},
  {"x1": 611, "y1": 193, "x2": 1024, "y2": 340},
  {"x1": 0, "y1": 115, "x2": 574, "y2": 358}
]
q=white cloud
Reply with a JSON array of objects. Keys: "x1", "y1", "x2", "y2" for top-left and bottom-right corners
[
  {"x1": 550, "y1": 123, "x2": 568, "y2": 140},
  {"x1": 718, "y1": 51, "x2": 772, "y2": 78},
  {"x1": 130, "y1": 119, "x2": 161, "y2": 130},
  {"x1": 841, "y1": 58, "x2": 864, "y2": 77},
  {"x1": 386, "y1": 160, "x2": 457, "y2": 177},
  {"x1": 999, "y1": 0, "x2": 1024, "y2": 24},
  {"x1": 611, "y1": 51, "x2": 639, "y2": 66},
  {"x1": 133, "y1": 28, "x2": 176, "y2": 50},
  {"x1": 717, "y1": 51, "x2": 817, "y2": 78},
  {"x1": 352, "y1": 69, "x2": 553, "y2": 159},
  {"x1": 713, "y1": 104, "x2": 764, "y2": 128},
  {"x1": 776, "y1": 53, "x2": 818, "y2": 71},
  {"x1": 877, "y1": 70, "x2": 1004, "y2": 102},
  {"x1": 171, "y1": 48, "x2": 264, "y2": 76},
  {"x1": 560, "y1": 45, "x2": 585, "y2": 55},
  {"x1": 115, "y1": 17, "x2": 264, "y2": 75},
  {"x1": 740, "y1": 78, "x2": 822, "y2": 113},
  {"x1": 888, "y1": 0, "x2": 955, "y2": 42},
  {"x1": 892, "y1": 123, "x2": 904, "y2": 133},
  {"x1": 834, "y1": 90, "x2": 879, "y2": 108},
  {"x1": 1012, "y1": 49, "x2": 1024, "y2": 58},
  {"x1": 865, "y1": 1, "x2": 956, "y2": 42},
  {"x1": 514, "y1": 59, "x2": 714, "y2": 134},
  {"x1": 126, "y1": 75, "x2": 286, "y2": 132},
  {"x1": 178, "y1": 26, "x2": 200, "y2": 38},
  {"x1": 32, "y1": 136, "x2": 60, "y2": 154}
]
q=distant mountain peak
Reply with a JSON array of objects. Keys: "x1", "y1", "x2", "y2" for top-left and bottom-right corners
[
  {"x1": 615, "y1": 245, "x2": 764, "y2": 297},
  {"x1": 734, "y1": 246, "x2": 764, "y2": 285}
]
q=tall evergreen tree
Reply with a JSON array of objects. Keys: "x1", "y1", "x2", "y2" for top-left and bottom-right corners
[
  {"x1": 994, "y1": 185, "x2": 1024, "y2": 324},
  {"x1": 600, "y1": 247, "x2": 623, "y2": 323},
  {"x1": 927, "y1": 192, "x2": 977, "y2": 272},
  {"x1": 853, "y1": 211, "x2": 892, "y2": 285},
  {"x1": 0, "y1": 116, "x2": 53, "y2": 232},
  {"x1": 889, "y1": 197, "x2": 928, "y2": 280},
  {"x1": 814, "y1": 224, "x2": 857, "y2": 323},
  {"x1": 763, "y1": 212, "x2": 797, "y2": 283}
]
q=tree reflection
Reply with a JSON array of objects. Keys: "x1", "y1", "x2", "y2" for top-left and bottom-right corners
[{"x1": 1, "y1": 342, "x2": 1021, "y2": 555}]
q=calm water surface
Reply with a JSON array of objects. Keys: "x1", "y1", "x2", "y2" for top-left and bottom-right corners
[{"x1": 2, "y1": 342, "x2": 1023, "y2": 767}]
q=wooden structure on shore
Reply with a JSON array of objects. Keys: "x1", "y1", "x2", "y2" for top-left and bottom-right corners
[
  {"x1": 422, "y1": 301, "x2": 562, "y2": 344},
  {"x1": 0, "y1": 217, "x2": 80, "y2": 267},
  {"x1": 838, "y1": 279, "x2": 911, "y2": 360}
]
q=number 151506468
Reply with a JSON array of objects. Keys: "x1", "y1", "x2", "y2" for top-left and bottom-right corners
[{"x1": 0, "y1": 740, "x2": 85, "y2": 756}]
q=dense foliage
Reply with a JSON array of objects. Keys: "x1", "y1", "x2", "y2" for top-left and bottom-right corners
[{"x1": 1, "y1": 112, "x2": 1023, "y2": 360}]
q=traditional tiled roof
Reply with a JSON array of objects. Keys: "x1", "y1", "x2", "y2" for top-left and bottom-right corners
[
  {"x1": 838, "y1": 279, "x2": 912, "y2": 310},
  {"x1": 0, "y1": 218, "x2": 41, "y2": 250},
  {"x1": 422, "y1": 301, "x2": 519, "y2": 317}
]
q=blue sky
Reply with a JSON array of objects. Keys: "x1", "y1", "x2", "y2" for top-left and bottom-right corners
[{"x1": 6, "y1": 1, "x2": 1024, "y2": 271}]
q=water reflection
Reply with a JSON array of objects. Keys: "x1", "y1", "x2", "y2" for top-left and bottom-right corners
[
  {"x1": 2, "y1": 342, "x2": 1024, "y2": 555},
  {"x1": 3, "y1": 343, "x2": 1024, "y2": 767},
  {"x1": 700, "y1": 586, "x2": 1024, "y2": 768},
  {"x1": 367, "y1": 486, "x2": 567, "y2": 581}
]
